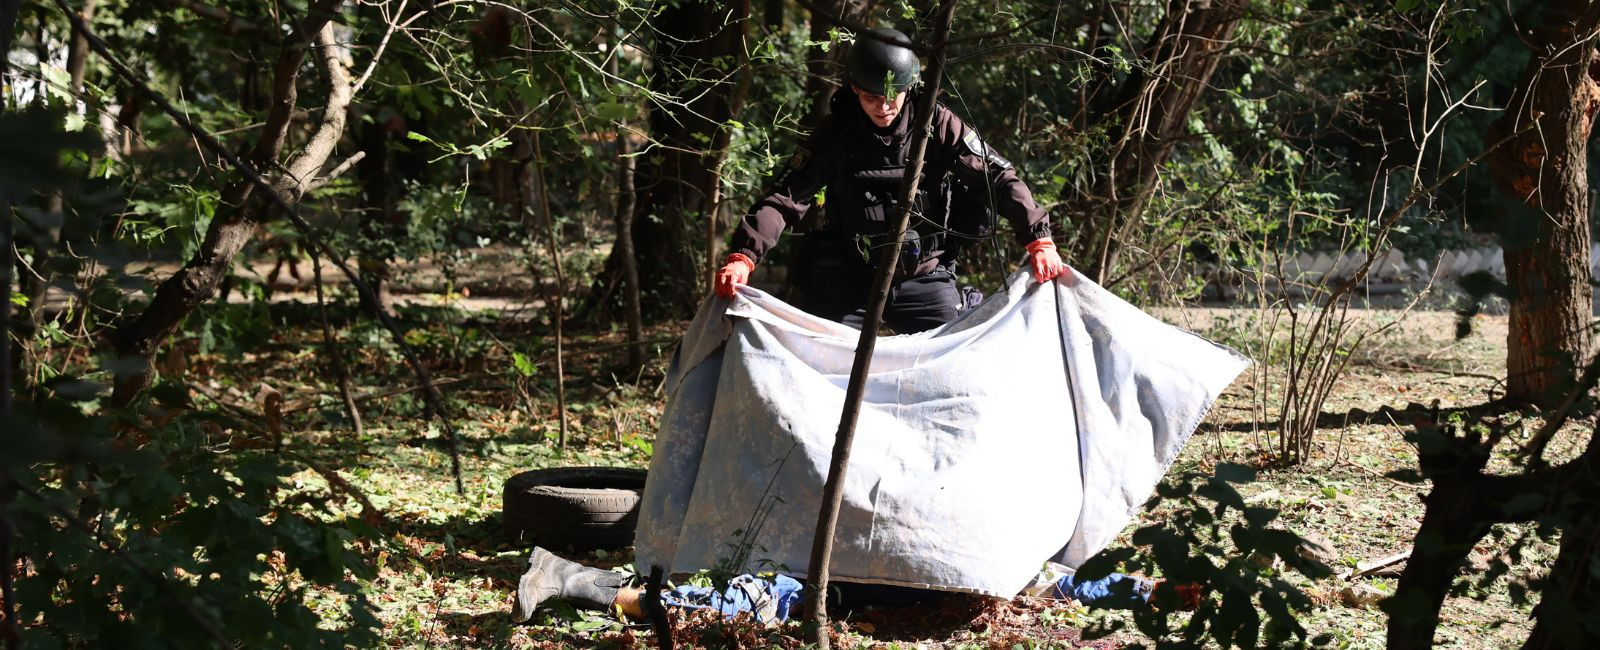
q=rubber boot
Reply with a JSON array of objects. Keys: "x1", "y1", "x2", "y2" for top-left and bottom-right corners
[{"x1": 511, "y1": 547, "x2": 628, "y2": 623}]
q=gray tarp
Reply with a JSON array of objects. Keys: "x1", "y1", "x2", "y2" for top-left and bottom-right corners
[{"x1": 635, "y1": 270, "x2": 1248, "y2": 598}]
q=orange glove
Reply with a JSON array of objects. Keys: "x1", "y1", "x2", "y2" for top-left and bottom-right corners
[
  {"x1": 1026, "y1": 238, "x2": 1067, "y2": 283},
  {"x1": 714, "y1": 253, "x2": 755, "y2": 298}
]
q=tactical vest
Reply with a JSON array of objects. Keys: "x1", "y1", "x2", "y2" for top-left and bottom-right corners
[{"x1": 820, "y1": 108, "x2": 951, "y2": 273}]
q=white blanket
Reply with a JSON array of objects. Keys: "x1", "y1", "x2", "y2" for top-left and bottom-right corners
[{"x1": 634, "y1": 270, "x2": 1247, "y2": 597}]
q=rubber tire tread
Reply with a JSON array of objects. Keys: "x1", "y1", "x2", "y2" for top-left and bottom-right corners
[{"x1": 503, "y1": 467, "x2": 647, "y2": 551}]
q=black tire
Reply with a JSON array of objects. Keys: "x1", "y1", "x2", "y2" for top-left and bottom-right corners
[{"x1": 502, "y1": 467, "x2": 648, "y2": 551}]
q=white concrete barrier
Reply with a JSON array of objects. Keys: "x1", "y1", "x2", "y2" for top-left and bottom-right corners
[{"x1": 1212, "y1": 243, "x2": 1600, "y2": 290}]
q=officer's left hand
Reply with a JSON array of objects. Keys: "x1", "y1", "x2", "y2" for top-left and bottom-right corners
[{"x1": 1026, "y1": 238, "x2": 1067, "y2": 283}]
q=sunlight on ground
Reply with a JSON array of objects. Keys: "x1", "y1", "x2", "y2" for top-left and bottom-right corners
[{"x1": 246, "y1": 305, "x2": 1560, "y2": 649}]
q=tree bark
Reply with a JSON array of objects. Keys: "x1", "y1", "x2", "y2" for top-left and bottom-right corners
[
  {"x1": 1063, "y1": 0, "x2": 1245, "y2": 283},
  {"x1": 616, "y1": 115, "x2": 643, "y2": 371},
  {"x1": 1, "y1": 0, "x2": 19, "y2": 400},
  {"x1": 109, "y1": 3, "x2": 348, "y2": 405},
  {"x1": 702, "y1": 57, "x2": 754, "y2": 294},
  {"x1": 1485, "y1": 1, "x2": 1600, "y2": 407},
  {"x1": 603, "y1": 37, "x2": 643, "y2": 372},
  {"x1": 600, "y1": 0, "x2": 751, "y2": 318}
]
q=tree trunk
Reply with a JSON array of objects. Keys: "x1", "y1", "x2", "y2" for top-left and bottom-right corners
[
  {"x1": 804, "y1": 7, "x2": 956, "y2": 645},
  {"x1": 530, "y1": 132, "x2": 569, "y2": 449},
  {"x1": 2, "y1": 0, "x2": 21, "y2": 402},
  {"x1": 702, "y1": 53, "x2": 753, "y2": 295},
  {"x1": 109, "y1": 8, "x2": 348, "y2": 406},
  {"x1": 616, "y1": 115, "x2": 643, "y2": 372},
  {"x1": 1485, "y1": 1, "x2": 1600, "y2": 407},
  {"x1": 602, "y1": 0, "x2": 750, "y2": 318},
  {"x1": 355, "y1": 117, "x2": 396, "y2": 316},
  {"x1": 1064, "y1": 0, "x2": 1245, "y2": 283}
]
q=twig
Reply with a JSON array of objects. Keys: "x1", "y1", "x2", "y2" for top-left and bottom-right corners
[
  {"x1": 312, "y1": 249, "x2": 363, "y2": 436},
  {"x1": 350, "y1": 0, "x2": 407, "y2": 94},
  {"x1": 281, "y1": 376, "x2": 475, "y2": 415},
  {"x1": 793, "y1": 0, "x2": 930, "y2": 52},
  {"x1": 284, "y1": 451, "x2": 387, "y2": 526},
  {"x1": 1353, "y1": 550, "x2": 1411, "y2": 578},
  {"x1": 531, "y1": 131, "x2": 569, "y2": 451},
  {"x1": 306, "y1": 150, "x2": 367, "y2": 193},
  {"x1": 54, "y1": 0, "x2": 467, "y2": 495}
]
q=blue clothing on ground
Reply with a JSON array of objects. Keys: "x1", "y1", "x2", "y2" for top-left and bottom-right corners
[
  {"x1": 662, "y1": 574, "x2": 804, "y2": 623},
  {"x1": 1051, "y1": 573, "x2": 1153, "y2": 608},
  {"x1": 659, "y1": 573, "x2": 1151, "y2": 622}
]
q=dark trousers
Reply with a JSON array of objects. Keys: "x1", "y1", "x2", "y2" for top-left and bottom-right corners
[{"x1": 799, "y1": 263, "x2": 960, "y2": 334}]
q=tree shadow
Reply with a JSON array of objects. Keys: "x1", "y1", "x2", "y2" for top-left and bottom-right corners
[
  {"x1": 394, "y1": 510, "x2": 636, "y2": 583},
  {"x1": 1211, "y1": 399, "x2": 1527, "y2": 436}
]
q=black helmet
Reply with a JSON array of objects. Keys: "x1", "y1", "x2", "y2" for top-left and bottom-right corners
[{"x1": 845, "y1": 28, "x2": 920, "y2": 95}]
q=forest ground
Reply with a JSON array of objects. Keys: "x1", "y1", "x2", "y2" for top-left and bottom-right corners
[{"x1": 213, "y1": 266, "x2": 1565, "y2": 649}]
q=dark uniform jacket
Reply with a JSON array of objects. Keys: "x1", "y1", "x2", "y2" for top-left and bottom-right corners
[{"x1": 730, "y1": 91, "x2": 1052, "y2": 277}]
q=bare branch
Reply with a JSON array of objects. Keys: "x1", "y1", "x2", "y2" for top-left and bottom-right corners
[
  {"x1": 351, "y1": 0, "x2": 408, "y2": 94},
  {"x1": 307, "y1": 150, "x2": 367, "y2": 193}
]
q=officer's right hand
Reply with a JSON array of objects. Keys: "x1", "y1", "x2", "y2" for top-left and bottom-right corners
[{"x1": 714, "y1": 253, "x2": 756, "y2": 298}]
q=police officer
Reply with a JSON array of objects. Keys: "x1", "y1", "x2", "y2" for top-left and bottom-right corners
[{"x1": 713, "y1": 27, "x2": 1065, "y2": 333}]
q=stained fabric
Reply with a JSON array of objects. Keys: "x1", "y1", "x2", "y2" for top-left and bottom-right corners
[{"x1": 634, "y1": 270, "x2": 1248, "y2": 598}]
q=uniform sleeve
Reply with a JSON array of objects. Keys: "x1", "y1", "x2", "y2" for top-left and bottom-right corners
[
  {"x1": 729, "y1": 126, "x2": 835, "y2": 264},
  {"x1": 935, "y1": 107, "x2": 1053, "y2": 246}
]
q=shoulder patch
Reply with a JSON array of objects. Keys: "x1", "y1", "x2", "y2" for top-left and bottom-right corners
[
  {"x1": 962, "y1": 129, "x2": 1013, "y2": 171},
  {"x1": 788, "y1": 146, "x2": 811, "y2": 170},
  {"x1": 961, "y1": 130, "x2": 985, "y2": 157}
]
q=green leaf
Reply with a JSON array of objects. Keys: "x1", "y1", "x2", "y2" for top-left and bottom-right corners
[
  {"x1": 1395, "y1": 0, "x2": 1420, "y2": 12},
  {"x1": 512, "y1": 352, "x2": 539, "y2": 377}
]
